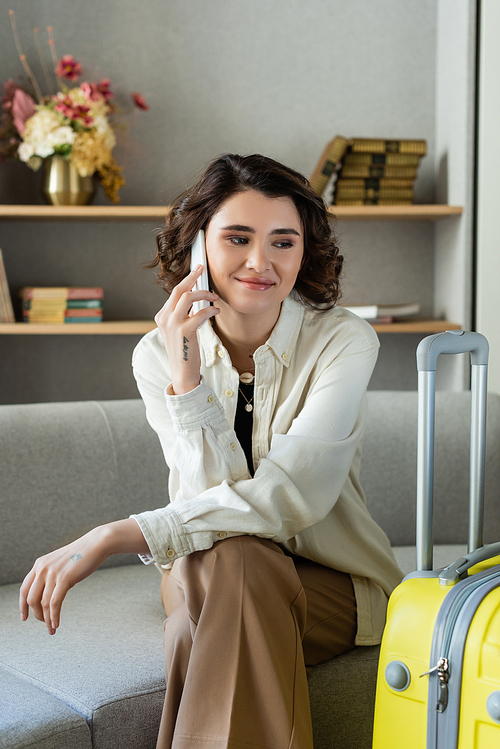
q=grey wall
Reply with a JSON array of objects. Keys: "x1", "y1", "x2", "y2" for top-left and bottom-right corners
[{"x1": 0, "y1": 0, "x2": 444, "y2": 402}]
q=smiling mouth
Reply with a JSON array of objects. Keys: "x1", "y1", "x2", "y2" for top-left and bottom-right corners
[{"x1": 236, "y1": 278, "x2": 275, "y2": 290}]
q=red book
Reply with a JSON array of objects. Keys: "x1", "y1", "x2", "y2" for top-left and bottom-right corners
[
  {"x1": 64, "y1": 308, "x2": 103, "y2": 317},
  {"x1": 20, "y1": 287, "x2": 104, "y2": 300}
]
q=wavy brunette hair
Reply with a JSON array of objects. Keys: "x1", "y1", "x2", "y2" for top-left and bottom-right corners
[{"x1": 150, "y1": 153, "x2": 343, "y2": 310}]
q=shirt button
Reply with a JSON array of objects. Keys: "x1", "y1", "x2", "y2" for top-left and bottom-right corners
[
  {"x1": 166, "y1": 549, "x2": 175, "y2": 558},
  {"x1": 218, "y1": 531, "x2": 227, "y2": 539},
  {"x1": 282, "y1": 352, "x2": 288, "y2": 361},
  {"x1": 218, "y1": 349, "x2": 225, "y2": 358},
  {"x1": 207, "y1": 394, "x2": 215, "y2": 403},
  {"x1": 230, "y1": 442, "x2": 237, "y2": 451},
  {"x1": 225, "y1": 389, "x2": 234, "y2": 397}
]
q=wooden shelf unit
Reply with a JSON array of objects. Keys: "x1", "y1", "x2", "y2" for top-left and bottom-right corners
[
  {"x1": 0, "y1": 319, "x2": 461, "y2": 335},
  {"x1": 0, "y1": 204, "x2": 463, "y2": 221},
  {"x1": 0, "y1": 203, "x2": 463, "y2": 336}
]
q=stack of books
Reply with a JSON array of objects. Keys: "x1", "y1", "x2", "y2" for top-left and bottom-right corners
[
  {"x1": 0, "y1": 249, "x2": 15, "y2": 323},
  {"x1": 310, "y1": 136, "x2": 427, "y2": 205},
  {"x1": 341, "y1": 302, "x2": 421, "y2": 324},
  {"x1": 20, "y1": 287, "x2": 104, "y2": 323}
]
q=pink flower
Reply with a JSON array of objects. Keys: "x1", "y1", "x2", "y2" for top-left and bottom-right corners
[
  {"x1": 55, "y1": 55, "x2": 82, "y2": 81},
  {"x1": 131, "y1": 92, "x2": 149, "y2": 110},
  {"x1": 53, "y1": 94, "x2": 93, "y2": 127},
  {"x1": 96, "y1": 79, "x2": 114, "y2": 103},
  {"x1": 12, "y1": 88, "x2": 36, "y2": 134},
  {"x1": 82, "y1": 79, "x2": 114, "y2": 104}
]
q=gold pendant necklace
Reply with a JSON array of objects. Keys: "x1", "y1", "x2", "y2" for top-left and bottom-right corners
[{"x1": 239, "y1": 388, "x2": 254, "y2": 412}]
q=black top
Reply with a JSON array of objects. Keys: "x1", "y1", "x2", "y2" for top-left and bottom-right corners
[{"x1": 234, "y1": 380, "x2": 254, "y2": 476}]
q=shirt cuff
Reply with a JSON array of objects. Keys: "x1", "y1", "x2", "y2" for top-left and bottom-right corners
[
  {"x1": 165, "y1": 380, "x2": 227, "y2": 430},
  {"x1": 130, "y1": 503, "x2": 190, "y2": 567}
]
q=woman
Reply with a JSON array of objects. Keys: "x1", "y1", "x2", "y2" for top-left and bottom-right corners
[{"x1": 20, "y1": 153, "x2": 402, "y2": 749}]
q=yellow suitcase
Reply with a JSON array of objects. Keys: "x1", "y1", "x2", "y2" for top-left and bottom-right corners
[{"x1": 372, "y1": 332, "x2": 500, "y2": 748}]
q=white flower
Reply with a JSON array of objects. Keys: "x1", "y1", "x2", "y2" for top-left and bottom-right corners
[
  {"x1": 93, "y1": 117, "x2": 116, "y2": 150},
  {"x1": 46, "y1": 126, "x2": 76, "y2": 147},
  {"x1": 35, "y1": 141, "x2": 55, "y2": 158},
  {"x1": 24, "y1": 110, "x2": 64, "y2": 143},
  {"x1": 18, "y1": 142, "x2": 35, "y2": 162}
]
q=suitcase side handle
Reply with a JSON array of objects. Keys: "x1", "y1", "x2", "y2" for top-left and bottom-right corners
[
  {"x1": 416, "y1": 331, "x2": 489, "y2": 571},
  {"x1": 438, "y1": 540, "x2": 500, "y2": 585}
]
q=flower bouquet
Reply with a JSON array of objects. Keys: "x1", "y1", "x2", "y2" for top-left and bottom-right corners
[{"x1": 1, "y1": 11, "x2": 149, "y2": 203}]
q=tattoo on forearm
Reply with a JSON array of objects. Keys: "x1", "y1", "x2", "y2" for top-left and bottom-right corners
[
  {"x1": 71, "y1": 554, "x2": 82, "y2": 563},
  {"x1": 183, "y1": 336, "x2": 189, "y2": 361}
]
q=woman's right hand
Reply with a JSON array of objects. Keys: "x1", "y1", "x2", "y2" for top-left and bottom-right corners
[{"x1": 154, "y1": 265, "x2": 220, "y2": 395}]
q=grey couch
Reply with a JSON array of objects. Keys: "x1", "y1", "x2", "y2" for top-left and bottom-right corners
[{"x1": 1, "y1": 393, "x2": 500, "y2": 749}]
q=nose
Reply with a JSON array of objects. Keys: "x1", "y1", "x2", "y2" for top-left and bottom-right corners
[{"x1": 245, "y1": 240, "x2": 271, "y2": 273}]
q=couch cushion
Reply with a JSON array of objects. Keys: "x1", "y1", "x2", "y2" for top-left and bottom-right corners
[
  {"x1": 0, "y1": 667, "x2": 91, "y2": 749},
  {"x1": 0, "y1": 565, "x2": 166, "y2": 749},
  {"x1": 0, "y1": 399, "x2": 169, "y2": 585},
  {"x1": 363, "y1": 392, "x2": 500, "y2": 547},
  {"x1": 309, "y1": 645, "x2": 380, "y2": 749}
]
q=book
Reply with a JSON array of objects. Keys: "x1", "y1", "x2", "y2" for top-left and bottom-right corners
[
  {"x1": 335, "y1": 199, "x2": 413, "y2": 206},
  {"x1": 309, "y1": 136, "x2": 350, "y2": 194},
  {"x1": 65, "y1": 317, "x2": 103, "y2": 323},
  {"x1": 336, "y1": 178, "x2": 415, "y2": 189},
  {"x1": 0, "y1": 249, "x2": 15, "y2": 323},
  {"x1": 23, "y1": 316, "x2": 103, "y2": 323},
  {"x1": 340, "y1": 165, "x2": 418, "y2": 179},
  {"x1": 336, "y1": 187, "x2": 413, "y2": 200},
  {"x1": 22, "y1": 298, "x2": 103, "y2": 310},
  {"x1": 350, "y1": 138, "x2": 427, "y2": 155},
  {"x1": 22, "y1": 308, "x2": 103, "y2": 319},
  {"x1": 20, "y1": 287, "x2": 104, "y2": 300},
  {"x1": 342, "y1": 302, "x2": 421, "y2": 319},
  {"x1": 344, "y1": 152, "x2": 421, "y2": 166}
]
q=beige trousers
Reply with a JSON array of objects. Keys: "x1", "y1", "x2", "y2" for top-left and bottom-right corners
[{"x1": 156, "y1": 536, "x2": 357, "y2": 749}]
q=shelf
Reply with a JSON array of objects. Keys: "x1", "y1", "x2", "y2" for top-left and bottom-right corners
[
  {"x1": 0, "y1": 205, "x2": 171, "y2": 220},
  {"x1": 327, "y1": 205, "x2": 463, "y2": 221},
  {"x1": 371, "y1": 319, "x2": 461, "y2": 334},
  {"x1": 0, "y1": 319, "x2": 460, "y2": 335},
  {"x1": 0, "y1": 321, "x2": 157, "y2": 335},
  {"x1": 0, "y1": 204, "x2": 463, "y2": 221}
]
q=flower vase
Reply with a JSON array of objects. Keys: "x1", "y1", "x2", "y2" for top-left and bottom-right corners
[{"x1": 43, "y1": 155, "x2": 95, "y2": 206}]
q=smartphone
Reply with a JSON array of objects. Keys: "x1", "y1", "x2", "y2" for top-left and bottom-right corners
[{"x1": 190, "y1": 229, "x2": 210, "y2": 315}]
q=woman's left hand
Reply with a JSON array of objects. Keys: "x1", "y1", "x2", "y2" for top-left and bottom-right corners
[{"x1": 19, "y1": 526, "x2": 113, "y2": 635}]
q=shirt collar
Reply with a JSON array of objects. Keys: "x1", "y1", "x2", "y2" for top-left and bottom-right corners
[{"x1": 198, "y1": 294, "x2": 304, "y2": 369}]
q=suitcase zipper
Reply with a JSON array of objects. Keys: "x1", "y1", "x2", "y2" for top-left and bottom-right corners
[
  {"x1": 422, "y1": 567, "x2": 500, "y2": 713},
  {"x1": 424, "y1": 565, "x2": 500, "y2": 749}
]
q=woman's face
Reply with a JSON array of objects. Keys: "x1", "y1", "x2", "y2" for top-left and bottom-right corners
[{"x1": 204, "y1": 190, "x2": 304, "y2": 319}]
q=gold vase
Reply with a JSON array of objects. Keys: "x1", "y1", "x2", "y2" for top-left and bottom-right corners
[{"x1": 43, "y1": 155, "x2": 95, "y2": 206}]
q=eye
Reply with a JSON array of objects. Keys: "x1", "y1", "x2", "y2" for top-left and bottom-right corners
[
  {"x1": 228, "y1": 236, "x2": 249, "y2": 245},
  {"x1": 274, "y1": 240, "x2": 294, "y2": 249}
]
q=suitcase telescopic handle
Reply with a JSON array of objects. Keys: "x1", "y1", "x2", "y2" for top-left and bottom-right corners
[{"x1": 416, "y1": 331, "x2": 489, "y2": 571}]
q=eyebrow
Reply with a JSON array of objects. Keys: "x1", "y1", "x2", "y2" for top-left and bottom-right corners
[{"x1": 221, "y1": 224, "x2": 301, "y2": 236}]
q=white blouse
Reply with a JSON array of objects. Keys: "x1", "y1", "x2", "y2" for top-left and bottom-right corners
[{"x1": 131, "y1": 295, "x2": 403, "y2": 645}]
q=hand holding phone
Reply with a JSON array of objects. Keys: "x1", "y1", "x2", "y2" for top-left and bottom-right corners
[
  {"x1": 154, "y1": 229, "x2": 219, "y2": 394},
  {"x1": 190, "y1": 230, "x2": 210, "y2": 315}
]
